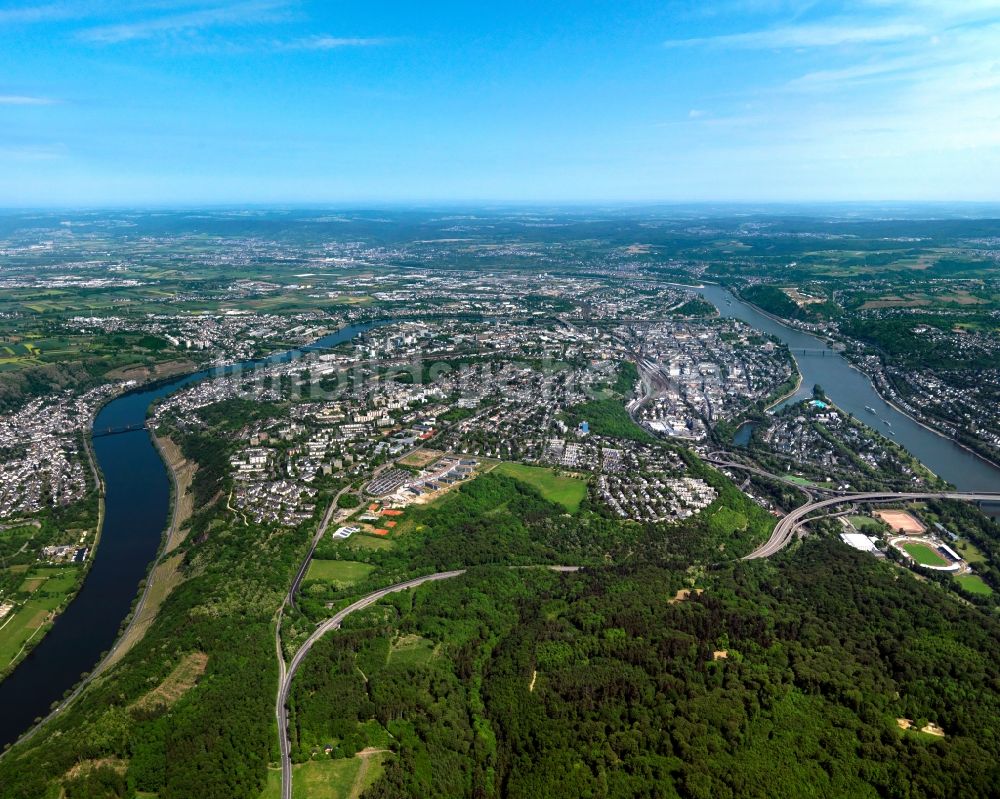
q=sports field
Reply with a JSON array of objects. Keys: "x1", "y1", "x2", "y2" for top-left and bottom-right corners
[
  {"x1": 901, "y1": 541, "x2": 949, "y2": 567},
  {"x1": 306, "y1": 560, "x2": 375, "y2": 588},
  {"x1": 875, "y1": 510, "x2": 925, "y2": 534},
  {"x1": 493, "y1": 463, "x2": 588, "y2": 512}
]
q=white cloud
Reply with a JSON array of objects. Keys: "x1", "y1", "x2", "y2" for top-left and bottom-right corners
[
  {"x1": 660, "y1": 2, "x2": 1000, "y2": 197},
  {"x1": 0, "y1": 94, "x2": 57, "y2": 105},
  {"x1": 0, "y1": 143, "x2": 66, "y2": 160},
  {"x1": 283, "y1": 36, "x2": 391, "y2": 51},
  {"x1": 665, "y1": 20, "x2": 927, "y2": 49},
  {"x1": 78, "y1": 1, "x2": 290, "y2": 44},
  {"x1": 0, "y1": 3, "x2": 80, "y2": 25}
]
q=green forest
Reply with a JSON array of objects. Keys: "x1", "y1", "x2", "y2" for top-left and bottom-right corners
[
  {"x1": 3, "y1": 391, "x2": 1000, "y2": 799},
  {"x1": 292, "y1": 540, "x2": 1000, "y2": 799}
]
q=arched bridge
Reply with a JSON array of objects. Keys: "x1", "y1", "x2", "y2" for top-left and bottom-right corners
[{"x1": 92, "y1": 423, "x2": 151, "y2": 438}]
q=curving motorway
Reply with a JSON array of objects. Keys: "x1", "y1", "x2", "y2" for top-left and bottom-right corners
[
  {"x1": 273, "y1": 467, "x2": 1000, "y2": 798},
  {"x1": 277, "y1": 570, "x2": 466, "y2": 799},
  {"x1": 275, "y1": 566, "x2": 583, "y2": 798},
  {"x1": 744, "y1": 491, "x2": 1000, "y2": 560}
]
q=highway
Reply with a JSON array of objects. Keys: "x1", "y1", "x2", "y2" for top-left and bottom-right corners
[
  {"x1": 270, "y1": 421, "x2": 1000, "y2": 798},
  {"x1": 277, "y1": 570, "x2": 467, "y2": 799},
  {"x1": 703, "y1": 454, "x2": 835, "y2": 499},
  {"x1": 286, "y1": 486, "x2": 350, "y2": 611},
  {"x1": 744, "y1": 491, "x2": 1000, "y2": 560},
  {"x1": 275, "y1": 565, "x2": 581, "y2": 799}
]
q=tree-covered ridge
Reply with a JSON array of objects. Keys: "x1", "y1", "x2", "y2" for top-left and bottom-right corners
[
  {"x1": 840, "y1": 315, "x2": 999, "y2": 371},
  {"x1": 0, "y1": 397, "x2": 772, "y2": 799},
  {"x1": 742, "y1": 284, "x2": 840, "y2": 322},
  {"x1": 294, "y1": 540, "x2": 1000, "y2": 799}
]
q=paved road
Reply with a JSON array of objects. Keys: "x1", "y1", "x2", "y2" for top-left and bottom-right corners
[
  {"x1": 286, "y1": 486, "x2": 352, "y2": 611},
  {"x1": 744, "y1": 491, "x2": 1000, "y2": 560},
  {"x1": 277, "y1": 570, "x2": 467, "y2": 799},
  {"x1": 704, "y1": 455, "x2": 831, "y2": 499},
  {"x1": 272, "y1": 483, "x2": 356, "y2": 788},
  {"x1": 276, "y1": 565, "x2": 581, "y2": 798}
]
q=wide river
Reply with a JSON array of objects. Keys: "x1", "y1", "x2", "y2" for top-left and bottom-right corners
[
  {"x1": 3, "y1": 291, "x2": 1000, "y2": 750},
  {"x1": 0, "y1": 321, "x2": 381, "y2": 751},
  {"x1": 696, "y1": 283, "x2": 1000, "y2": 495}
]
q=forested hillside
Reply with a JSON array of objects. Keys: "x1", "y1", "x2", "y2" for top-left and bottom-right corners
[
  {"x1": 295, "y1": 541, "x2": 1000, "y2": 799},
  {"x1": 0, "y1": 415, "x2": 771, "y2": 799},
  {"x1": 3, "y1": 405, "x2": 1000, "y2": 799}
]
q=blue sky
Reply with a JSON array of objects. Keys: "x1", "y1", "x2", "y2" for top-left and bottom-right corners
[{"x1": 2, "y1": 0, "x2": 1000, "y2": 205}]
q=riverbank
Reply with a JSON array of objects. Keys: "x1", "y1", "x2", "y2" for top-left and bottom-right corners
[
  {"x1": 849, "y1": 358, "x2": 1000, "y2": 475},
  {"x1": 0, "y1": 319, "x2": 386, "y2": 753},
  {"x1": 764, "y1": 370, "x2": 804, "y2": 413},
  {"x1": 695, "y1": 281, "x2": 1000, "y2": 494},
  {"x1": 724, "y1": 283, "x2": 1000, "y2": 474},
  {"x1": 102, "y1": 434, "x2": 195, "y2": 671},
  {"x1": 0, "y1": 432, "x2": 195, "y2": 756},
  {"x1": 0, "y1": 413, "x2": 105, "y2": 684},
  {"x1": 735, "y1": 287, "x2": 1000, "y2": 475}
]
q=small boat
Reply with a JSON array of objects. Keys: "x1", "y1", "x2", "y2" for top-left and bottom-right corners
[
  {"x1": 883, "y1": 419, "x2": 892, "y2": 426},
  {"x1": 865, "y1": 406, "x2": 876, "y2": 413}
]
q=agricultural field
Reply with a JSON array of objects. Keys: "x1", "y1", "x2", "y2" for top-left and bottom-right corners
[
  {"x1": 132, "y1": 651, "x2": 209, "y2": 711},
  {"x1": 492, "y1": 462, "x2": 588, "y2": 512},
  {"x1": 0, "y1": 566, "x2": 81, "y2": 671}
]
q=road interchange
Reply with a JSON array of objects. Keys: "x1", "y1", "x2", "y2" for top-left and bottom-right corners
[{"x1": 745, "y1": 490, "x2": 1000, "y2": 560}]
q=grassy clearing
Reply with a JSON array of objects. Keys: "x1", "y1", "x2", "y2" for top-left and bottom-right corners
[
  {"x1": 344, "y1": 535, "x2": 394, "y2": 551},
  {"x1": 388, "y1": 634, "x2": 437, "y2": 667},
  {"x1": 708, "y1": 507, "x2": 748, "y2": 536},
  {"x1": 902, "y1": 542, "x2": 949, "y2": 567},
  {"x1": 955, "y1": 538, "x2": 987, "y2": 564},
  {"x1": 785, "y1": 475, "x2": 823, "y2": 488},
  {"x1": 306, "y1": 560, "x2": 375, "y2": 588},
  {"x1": 259, "y1": 757, "x2": 373, "y2": 799},
  {"x1": 848, "y1": 515, "x2": 884, "y2": 533},
  {"x1": 493, "y1": 463, "x2": 588, "y2": 513},
  {"x1": 955, "y1": 574, "x2": 993, "y2": 595},
  {"x1": 351, "y1": 751, "x2": 387, "y2": 798},
  {"x1": 132, "y1": 651, "x2": 209, "y2": 711}
]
